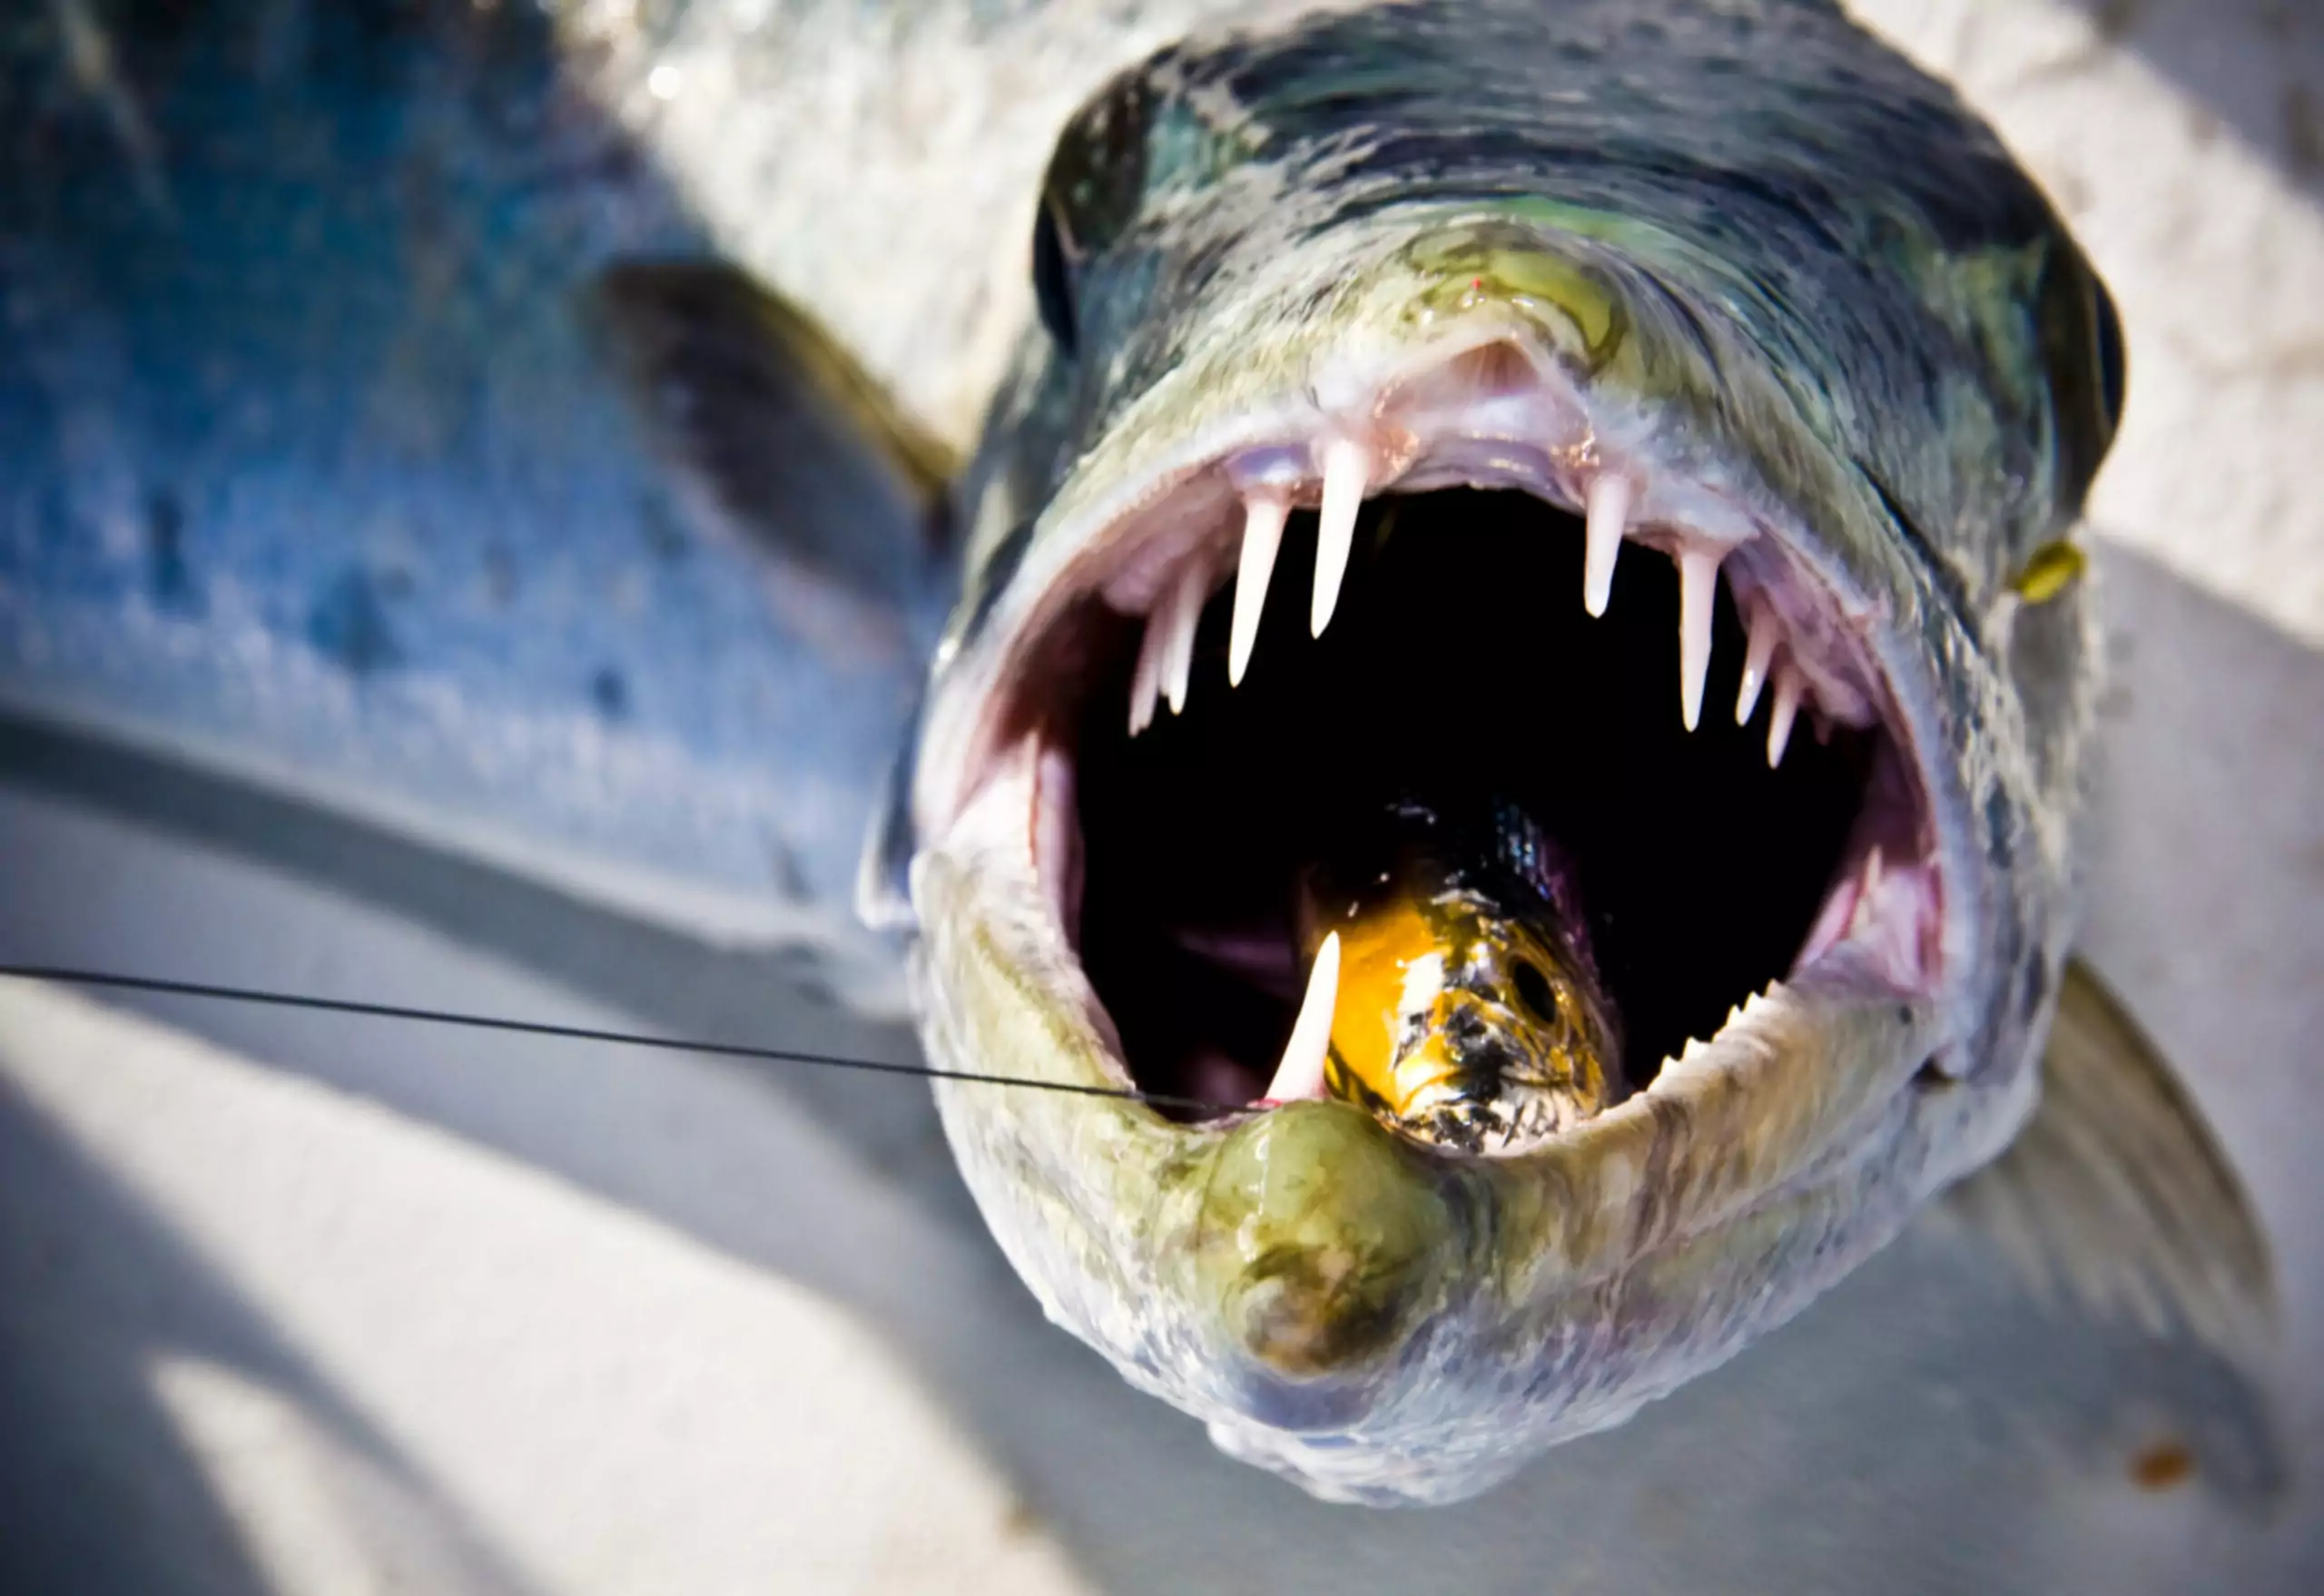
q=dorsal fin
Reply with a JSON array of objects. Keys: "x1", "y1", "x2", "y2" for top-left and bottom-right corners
[{"x1": 591, "y1": 260, "x2": 955, "y2": 600}]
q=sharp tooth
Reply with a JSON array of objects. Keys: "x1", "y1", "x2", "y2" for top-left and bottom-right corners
[
  {"x1": 1228, "y1": 494, "x2": 1288, "y2": 686},
  {"x1": 1850, "y1": 846, "x2": 1886, "y2": 935},
  {"x1": 1582, "y1": 475, "x2": 1630, "y2": 617},
  {"x1": 1768, "y1": 665, "x2": 1803, "y2": 767},
  {"x1": 1311, "y1": 438, "x2": 1368, "y2": 637},
  {"x1": 1265, "y1": 931, "x2": 1341, "y2": 1103},
  {"x1": 1677, "y1": 547, "x2": 1720, "y2": 732},
  {"x1": 1735, "y1": 602, "x2": 1778, "y2": 724},
  {"x1": 1162, "y1": 565, "x2": 1204, "y2": 715},
  {"x1": 1128, "y1": 607, "x2": 1167, "y2": 735}
]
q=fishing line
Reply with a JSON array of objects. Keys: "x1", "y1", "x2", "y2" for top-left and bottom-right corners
[{"x1": 0, "y1": 964, "x2": 1241, "y2": 1115}]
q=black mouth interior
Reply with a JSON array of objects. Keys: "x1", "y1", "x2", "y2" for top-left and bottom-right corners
[{"x1": 1073, "y1": 488, "x2": 1873, "y2": 1116}]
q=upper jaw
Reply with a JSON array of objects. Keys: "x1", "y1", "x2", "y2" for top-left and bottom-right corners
[{"x1": 917, "y1": 300, "x2": 1955, "y2": 1020}]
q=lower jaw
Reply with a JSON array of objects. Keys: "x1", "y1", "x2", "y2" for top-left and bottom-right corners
[{"x1": 910, "y1": 751, "x2": 1964, "y2": 1503}]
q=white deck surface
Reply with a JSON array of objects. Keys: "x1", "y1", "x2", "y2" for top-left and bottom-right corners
[{"x1": 3, "y1": 3, "x2": 2320, "y2": 1591}]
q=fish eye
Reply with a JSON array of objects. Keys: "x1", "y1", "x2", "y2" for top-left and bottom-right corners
[
  {"x1": 1031, "y1": 198, "x2": 1078, "y2": 356},
  {"x1": 1512, "y1": 959, "x2": 1556, "y2": 1023},
  {"x1": 1031, "y1": 71, "x2": 1154, "y2": 360},
  {"x1": 2093, "y1": 277, "x2": 2125, "y2": 438},
  {"x1": 2034, "y1": 242, "x2": 2125, "y2": 507}
]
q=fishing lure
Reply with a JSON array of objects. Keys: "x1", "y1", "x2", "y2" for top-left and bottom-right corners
[{"x1": 1288, "y1": 797, "x2": 1621, "y2": 1154}]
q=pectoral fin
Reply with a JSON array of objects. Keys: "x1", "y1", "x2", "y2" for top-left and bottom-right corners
[
  {"x1": 591, "y1": 260, "x2": 955, "y2": 601},
  {"x1": 1935, "y1": 957, "x2": 2285, "y2": 1503}
]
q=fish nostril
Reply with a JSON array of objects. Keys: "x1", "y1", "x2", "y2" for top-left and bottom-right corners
[{"x1": 1911, "y1": 1056, "x2": 1956, "y2": 1092}]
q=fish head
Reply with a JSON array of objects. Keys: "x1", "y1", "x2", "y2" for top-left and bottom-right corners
[{"x1": 889, "y1": 0, "x2": 2124, "y2": 1503}]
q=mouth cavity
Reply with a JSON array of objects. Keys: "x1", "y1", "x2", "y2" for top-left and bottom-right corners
[{"x1": 949, "y1": 340, "x2": 1941, "y2": 1138}]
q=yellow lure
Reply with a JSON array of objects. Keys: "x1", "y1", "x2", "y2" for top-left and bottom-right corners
[{"x1": 1298, "y1": 798, "x2": 1621, "y2": 1154}]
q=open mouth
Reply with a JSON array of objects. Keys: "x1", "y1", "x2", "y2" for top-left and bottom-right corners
[{"x1": 933, "y1": 340, "x2": 1943, "y2": 1142}]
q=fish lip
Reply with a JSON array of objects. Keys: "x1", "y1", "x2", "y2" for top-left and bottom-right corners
[{"x1": 914, "y1": 317, "x2": 1958, "y2": 1132}]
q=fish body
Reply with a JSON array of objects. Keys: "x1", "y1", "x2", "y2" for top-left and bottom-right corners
[{"x1": 0, "y1": 0, "x2": 2279, "y2": 1508}]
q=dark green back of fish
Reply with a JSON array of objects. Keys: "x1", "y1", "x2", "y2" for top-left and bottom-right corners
[{"x1": 983, "y1": 0, "x2": 2120, "y2": 628}]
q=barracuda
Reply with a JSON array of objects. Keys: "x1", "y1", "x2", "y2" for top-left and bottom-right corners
[
  {"x1": 0, "y1": 0, "x2": 2280, "y2": 1508},
  {"x1": 882, "y1": 0, "x2": 2277, "y2": 1502}
]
